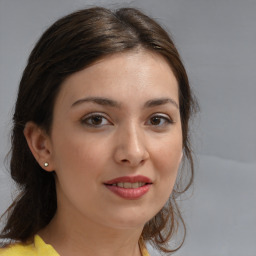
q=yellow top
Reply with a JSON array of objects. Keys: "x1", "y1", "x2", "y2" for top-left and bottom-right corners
[{"x1": 0, "y1": 235, "x2": 150, "y2": 256}]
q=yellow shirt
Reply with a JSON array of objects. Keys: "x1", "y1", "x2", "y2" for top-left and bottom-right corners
[{"x1": 0, "y1": 235, "x2": 150, "y2": 256}]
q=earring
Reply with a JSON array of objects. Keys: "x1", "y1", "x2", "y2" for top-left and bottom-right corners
[{"x1": 44, "y1": 162, "x2": 49, "y2": 167}]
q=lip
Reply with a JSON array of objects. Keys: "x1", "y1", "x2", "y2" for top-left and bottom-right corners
[
  {"x1": 104, "y1": 175, "x2": 152, "y2": 185},
  {"x1": 104, "y1": 175, "x2": 153, "y2": 200}
]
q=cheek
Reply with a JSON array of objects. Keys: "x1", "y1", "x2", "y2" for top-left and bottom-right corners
[
  {"x1": 51, "y1": 133, "x2": 108, "y2": 183},
  {"x1": 152, "y1": 136, "x2": 183, "y2": 192},
  {"x1": 54, "y1": 127, "x2": 103, "y2": 162},
  {"x1": 52, "y1": 136, "x2": 107, "y2": 205}
]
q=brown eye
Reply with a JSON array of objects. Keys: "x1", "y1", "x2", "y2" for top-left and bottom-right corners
[
  {"x1": 91, "y1": 116, "x2": 103, "y2": 125},
  {"x1": 81, "y1": 114, "x2": 111, "y2": 127},
  {"x1": 150, "y1": 116, "x2": 162, "y2": 125},
  {"x1": 147, "y1": 114, "x2": 173, "y2": 127}
]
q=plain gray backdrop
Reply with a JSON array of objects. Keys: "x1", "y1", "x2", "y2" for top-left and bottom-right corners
[{"x1": 0, "y1": 0, "x2": 256, "y2": 255}]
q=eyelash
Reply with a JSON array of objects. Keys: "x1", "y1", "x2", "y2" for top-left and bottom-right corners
[
  {"x1": 146, "y1": 114, "x2": 174, "y2": 127},
  {"x1": 81, "y1": 113, "x2": 173, "y2": 128},
  {"x1": 81, "y1": 113, "x2": 111, "y2": 127}
]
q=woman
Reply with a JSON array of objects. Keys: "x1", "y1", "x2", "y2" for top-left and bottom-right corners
[{"x1": 0, "y1": 6, "x2": 196, "y2": 256}]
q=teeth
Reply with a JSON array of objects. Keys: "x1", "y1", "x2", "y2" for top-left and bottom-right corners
[
  {"x1": 112, "y1": 182, "x2": 146, "y2": 188},
  {"x1": 124, "y1": 182, "x2": 132, "y2": 188},
  {"x1": 117, "y1": 182, "x2": 124, "y2": 188},
  {"x1": 139, "y1": 182, "x2": 146, "y2": 187},
  {"x1": 131, "y1": 182, "x2": 139, "y2": 188}
]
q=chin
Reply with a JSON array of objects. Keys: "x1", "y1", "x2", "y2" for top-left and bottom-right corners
[{"x1": 99, "y1": 208, "x2": 156, "y2": 230}]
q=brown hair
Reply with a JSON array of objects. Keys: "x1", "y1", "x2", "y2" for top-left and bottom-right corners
[{"x1": 0, "y1": 7, "x2": 197, "y2": 253}]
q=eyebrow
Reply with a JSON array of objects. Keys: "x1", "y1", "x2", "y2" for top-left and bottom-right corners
[
  {"x1": 144, "y1": 98, "x2": 179, "y2": 109},
  {"x1": 71, "y1": 97, "x2": 121, "y2": 108},
  {"x1": 71, "y1": 97, "x2": 179, "y2": 109}
]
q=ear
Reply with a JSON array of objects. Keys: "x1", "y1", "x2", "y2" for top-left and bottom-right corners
[{"x1": 23, "y1": 121, "x2": 54, "y2": 172}]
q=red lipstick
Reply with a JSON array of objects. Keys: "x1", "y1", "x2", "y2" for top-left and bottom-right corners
[
  {"x1": 104, "y1": 175, "x2": 152, "y2": 200},
  {"x1": 105, "y1": 175, "x2": 152, "y2": 185}
]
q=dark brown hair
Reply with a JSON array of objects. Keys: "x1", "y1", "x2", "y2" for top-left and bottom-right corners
[{"x1": 0, "y1": 7, "x2": 197, "y2": 254}]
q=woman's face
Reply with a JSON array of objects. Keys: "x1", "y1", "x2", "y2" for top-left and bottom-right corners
[{"x1": 48, "y1": 50, "x2": 183, "y2": 230}]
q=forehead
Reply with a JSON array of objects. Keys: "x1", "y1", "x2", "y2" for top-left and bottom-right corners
[{"x1": 55, "y1": 50, "x2": 179, "y2": 109}]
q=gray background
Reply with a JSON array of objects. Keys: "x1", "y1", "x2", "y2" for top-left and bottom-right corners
[{"x1": 0, "y1": 0, "x2": 256, "y2": 255}]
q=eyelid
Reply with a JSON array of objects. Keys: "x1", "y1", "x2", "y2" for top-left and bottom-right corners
[
  {"x1": 82, "y1": 111, "x2": 108, "y2": 118},
  {"x1": 80, "y1": 112, "x2": 174, "y2": 127},
  {"x1": 146, "y1": 113, "x2": 174, "y2": 126},
  {"x1": 81, "y1": 112, "x2": 112, "y2": 127},
  {"x1": 150, "y1": 112, "x2": 174, "y2": 121}
]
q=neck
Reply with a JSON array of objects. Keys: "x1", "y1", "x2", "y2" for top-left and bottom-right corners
[{"x1": 38, "y1": 209, "x2": 144, "y2": 256}]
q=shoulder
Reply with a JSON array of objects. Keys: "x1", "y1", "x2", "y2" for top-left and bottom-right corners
[
  {"x1": 0, "y1": 235, "x2": 59, "y2": 256},
  {"x1": 0, "y1": 242, "x2": 35, "y2": 256},
  {"x1": 139, "y1": 237, "x2": 151, "y2": 256}
]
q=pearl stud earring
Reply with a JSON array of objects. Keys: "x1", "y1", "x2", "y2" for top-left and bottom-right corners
[{"x1": 44, "y1": 162, "x2": 49, "y2": 167}]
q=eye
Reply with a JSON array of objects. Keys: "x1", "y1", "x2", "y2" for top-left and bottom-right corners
[
  {"x1": 81, "y1": 113, "x2": 111, "y2": 127},
  {"x1": 146, "y1": 114, "x2": 173, "y2": 127}
]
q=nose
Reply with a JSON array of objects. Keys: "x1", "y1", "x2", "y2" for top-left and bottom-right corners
[{"x1": 113, "y1": 124, "x2": 149, "y2": 167}]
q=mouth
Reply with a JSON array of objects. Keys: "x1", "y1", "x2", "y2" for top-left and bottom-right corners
[
  {"x1": 107, "y1": 182, "x2": 148, "y2": 188},
  {"x1": 104, "y1": 176, "x2": 153, "y2": 200}
]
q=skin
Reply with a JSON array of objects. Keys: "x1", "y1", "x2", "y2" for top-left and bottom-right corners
[{"x1": 24, "y1": 49, "x2": 183, "y2": 256}]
